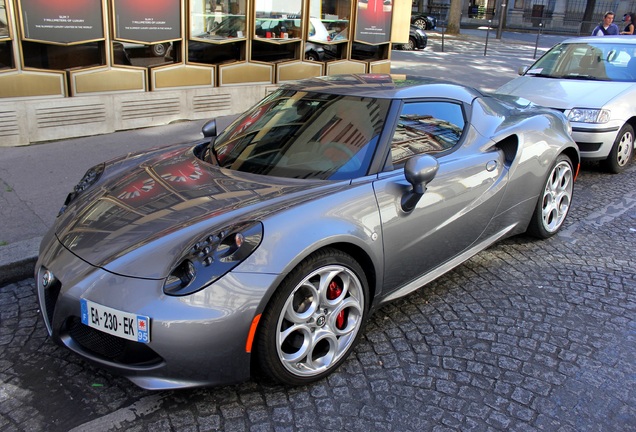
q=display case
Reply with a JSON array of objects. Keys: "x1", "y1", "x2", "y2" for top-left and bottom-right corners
[
  {"x1": 188, "y1": 0, "x2": 247, "y2": 65},
  {"x1": 112, "y1": 0, "x2": 181, "y2": 67}
]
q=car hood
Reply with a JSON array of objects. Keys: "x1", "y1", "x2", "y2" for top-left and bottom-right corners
[
  {"x1": 55, "y1": 145, "x2": 339, "y2": 278},
  {"x1": 497, "y1": 76, "x2": 633, "y2": 109}
]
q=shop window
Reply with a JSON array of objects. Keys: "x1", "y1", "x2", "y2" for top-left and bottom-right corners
[
  {"x1": 351, "y1": 42, "x2": 389, "y2": 61},
  {"x1": 252, "y1": 40, "x2": 299, "y2": 62},
  {"x1": 22, "y1": 41, "x2": 104, "y2": 70},
  {"x1": 114, "y1": 42, "x2": 176, "y2": 67},
  {"x1": 188, "y1": 39, "x2": 245, "y2": 64},
  {"x1": 308, "y1": 0, "x2": 351, "y2": 42},
  {"x1": 0, "y1": 41, "x2": 12, "y2": 69},
  {"x1": 190, "y1": 0, "x2": 247, "y2": 40},
  {"x1": 254, "y1": 0, "x2": 303, "y2": 38}
]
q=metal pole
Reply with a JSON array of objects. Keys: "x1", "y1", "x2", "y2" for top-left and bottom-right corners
[
  {"x1": 484, "y1": 20, "x2": 491, "y2": 56},
  {"x1": 533, "y1": 22, "x2": 543, "y2": 59},
  {"x1": 441, "y1": 21, "x2": 445, "y2": 52}
]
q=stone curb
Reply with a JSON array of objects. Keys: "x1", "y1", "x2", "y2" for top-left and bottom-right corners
[{"x1": 0, "y1": 237, "x2": 40, "y2": 286}]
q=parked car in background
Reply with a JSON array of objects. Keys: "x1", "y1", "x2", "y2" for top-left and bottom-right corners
[
  {"x1": 122, "y1": 42, "x2": 171, "y2": 57},
  {"x1": 497, "y1": 36, "x2": 636, "y2": 173},
  {"x1": 393, "y1": 25, "x2": 427, "y2": 51},
  {"x1": 411, "y1": 13, "x2": 437, "y2": 30},
  {"x1": 36, "y1": 74, "x2": 578, "y2": 390}
]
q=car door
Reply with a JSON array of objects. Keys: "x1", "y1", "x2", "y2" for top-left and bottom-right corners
[{"x1": 372, "y1": 100, "x2": 509, "y2": 295}]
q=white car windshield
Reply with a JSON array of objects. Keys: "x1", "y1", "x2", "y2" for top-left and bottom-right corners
[
  {"x1": 209, "y1": 89, "x2": 390, "y2": 180},
  {"x1": 526, "y1": 42, "x2": 636, "y2": 82}
]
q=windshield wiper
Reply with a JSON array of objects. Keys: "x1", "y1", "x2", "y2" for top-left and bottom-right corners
[
  {"x1": 525, "y1": 72, "x2": 559, "y2": 78},
  {"x1": 561, "y1": 74, "x2": 609, "y2": 81}
]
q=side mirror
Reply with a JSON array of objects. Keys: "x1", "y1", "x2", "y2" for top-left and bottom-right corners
[
  {"x1": 518, "y1": 66, "x2": 528, "y2": 76},
  {"x1": 202, "y1": 119, "x2": 217, "y2": 138},
  {"x1": 401, "y1": 154, "x2": 439, "y2": 212}
]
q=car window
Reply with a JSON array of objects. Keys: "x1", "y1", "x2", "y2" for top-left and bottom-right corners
[
  {"x1": 527, "y1": 42, "x2": 636, "y2": 82},
  {"x1": 211, "y1": 90, "x2": 390, "y2": 180},
  {"x1": 390, "y1": 101, "x2": 465, "y2": 167}
]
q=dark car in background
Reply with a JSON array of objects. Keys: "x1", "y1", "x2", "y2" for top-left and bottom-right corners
[
  {"x1": 411, "y1": 13, "x2": 437, "y2": 30},
  {"x1": 393, "y1": 25, "x2": 428, "y2": 51}
]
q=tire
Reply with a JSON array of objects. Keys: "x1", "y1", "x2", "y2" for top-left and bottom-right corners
[
  {"x1": 526, "y1": 154, "x2": 574, "y2": 239},
  {"x1": 254, "y1": 248, "x2": 368, "y2": 385},
  {"x1": 151, "y1": 43, "x2": 168, "y2": 57},
  {"x1": 305, "y1": 51, "x2": 319, "y2": 61},
  {"x1": 400, "y1": 37, "x2": 416, "y2": 51},
  {"x1": 602, "y1": 123, "x2": 633, "y2": 174},
  {"x1": 413, "y1": 18, "x2": 427, "y2": 29}
]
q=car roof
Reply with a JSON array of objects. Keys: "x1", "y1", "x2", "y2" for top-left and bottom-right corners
[
  {"x1": 279, "y1": 74, "x2": 483, "y2": 104},
  {"x1": 561, "y1": 35, "x2": 636, "y2": 44}
]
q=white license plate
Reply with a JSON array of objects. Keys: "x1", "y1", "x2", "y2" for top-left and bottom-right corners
[{"x1": 80, "y1": 299, "x2": 150, "y2": 343}]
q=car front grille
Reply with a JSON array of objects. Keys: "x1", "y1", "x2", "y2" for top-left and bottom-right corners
[{"x1": 66, "y1": 317, "x2": 162, "y2": 367}]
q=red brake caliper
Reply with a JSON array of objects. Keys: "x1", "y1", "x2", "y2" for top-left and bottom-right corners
[{"x1": 327, "y1": 280, "x2": 346, "y2": 329}]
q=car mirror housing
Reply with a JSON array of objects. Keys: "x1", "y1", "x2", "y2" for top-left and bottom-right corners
[
  {"x1": 401, "y1": 154, "x2": 439, "y2": 212},
  {"x1": 202, "y1": 119, "x2": 218, "y2": 138}
]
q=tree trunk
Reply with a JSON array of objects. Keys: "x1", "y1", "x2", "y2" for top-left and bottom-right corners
[
  {"x1": 581, "y1": 0, "x2": 597, "y2": 35},
  {"x1": 446, "y1": 0, "x2": 463, "y2": 34}
]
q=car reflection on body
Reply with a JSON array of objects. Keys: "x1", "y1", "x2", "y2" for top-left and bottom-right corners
[
  {"x1": 36, "y1": 74, "x2": 579, "y2": 390},
  {"x1": 497, "y1": 36, "x2": 636, "y2": 173}
]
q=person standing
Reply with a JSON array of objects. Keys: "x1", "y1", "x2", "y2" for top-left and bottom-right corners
[
  {"x1": 592, "y1": 11, "x2": 620, "y2": 36},
  {"x1": 620, "y1": 13, "x2": 635, "y2": 34}
]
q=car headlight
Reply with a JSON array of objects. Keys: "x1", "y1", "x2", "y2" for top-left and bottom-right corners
[
  {"x1": 58, "y1": 163, "x2": 105, "y2": 217},
  {"x1": 163, "y1": 221, "x2": 263, "y2": 296},
  {"x1": 567, "y1": 108, "x2": 611, "y2": 124}
]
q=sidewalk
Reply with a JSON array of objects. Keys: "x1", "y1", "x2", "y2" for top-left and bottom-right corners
[{"x1": 0, "y1": 30, "x2": 563, "y2": 286}]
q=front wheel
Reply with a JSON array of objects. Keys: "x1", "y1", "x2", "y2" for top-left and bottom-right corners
[
  {"x1": 526, "y1": 154, "x2": 574, "y2": 239},
  {"x1": 254, "y1": 249, "x2": 368, "y2": 385},
  {"x1": 602, "y1": 123, "x2": 633, "y2": 174},
  {"x1": 400, "y1": 37, "x2": 416, "y2": 51}
]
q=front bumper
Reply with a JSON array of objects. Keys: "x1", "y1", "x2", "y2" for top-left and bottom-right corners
[
  {"x1": 570, "y1": 123, "x2": 620, "y2": 161},
  {"x1": 35, "y1": 237, "x2": 278, "y2": 390}
]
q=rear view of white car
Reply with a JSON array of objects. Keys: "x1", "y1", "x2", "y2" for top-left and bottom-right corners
[{"x1": 497, "y1": 36, "x2": 636, "y2": 173}]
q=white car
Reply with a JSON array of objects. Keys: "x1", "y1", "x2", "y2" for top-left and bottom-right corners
[{"x1": 497, "y1": 36, "x2": 636, "y2": 173}]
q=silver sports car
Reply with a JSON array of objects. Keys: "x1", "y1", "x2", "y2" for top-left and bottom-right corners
[{"x1": 36, "y1": 74, "x2": 579, "y2": 390}]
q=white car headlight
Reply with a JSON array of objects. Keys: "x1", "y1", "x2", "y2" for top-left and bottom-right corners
[{"x1": 567, "y1": 108, "x2": 611, "y2": 124}]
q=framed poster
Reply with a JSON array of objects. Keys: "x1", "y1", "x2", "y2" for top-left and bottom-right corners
[
  {"x1": 114, "y1": 0, "x2": 181, "y2": 42},
  {"x1": 355, "y1": 0, "x2": 392, "y2": 44},
  {"x1": 19, "y1": 0, "x2": 104, "y2": 44},
  {"x1": 0, "y1": 0, "x2": 9, "y2": 40}
]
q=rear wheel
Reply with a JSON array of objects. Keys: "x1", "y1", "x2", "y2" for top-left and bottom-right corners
[
  {"x1": 255, "y1": 249, "x2": 368, "y2": 385},
  {"x1": 413, "y1": 18, "x2": 427, "y2": 29},
  {"x1": 527, "y1": 154, "x2": 574, "y2": 239},
  {"x1": 602, "y1": 123, "x2": 633, "y2": 174}
]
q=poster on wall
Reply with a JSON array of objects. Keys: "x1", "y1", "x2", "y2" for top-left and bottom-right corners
[
  {"x1": 114, "y1": 0, "x2": 181, "y2": 42},
  {"x1": 355, "y1": 0, "x2": 392, "y2": 44},
  {"x1": 19, "y1": 0, "x2": 104, "y2": 43},
  {"x1": 1, "y1": 0, "x2": 9, "y2": 39}
]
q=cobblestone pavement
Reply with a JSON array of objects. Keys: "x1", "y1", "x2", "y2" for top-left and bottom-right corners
[{"x1": 1, "y1": 160, "x2": 635, "y2": 431}]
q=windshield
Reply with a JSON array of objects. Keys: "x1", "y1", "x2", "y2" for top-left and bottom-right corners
[
  {"x1": 526, "y1": 42, "x2": 636, "y2": 82},
  {"x1": 209, "y1": 89, "x2": 390, "y2": 180}
]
